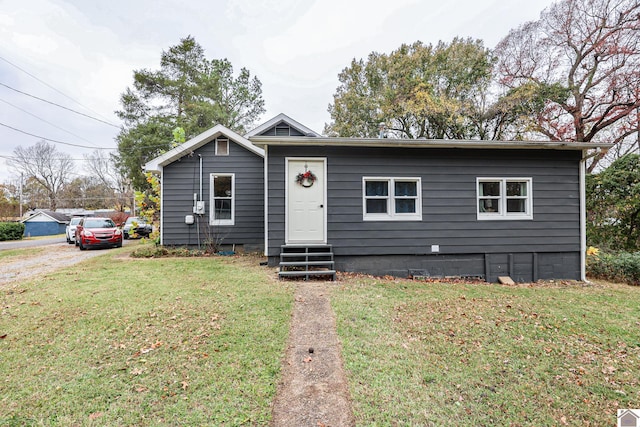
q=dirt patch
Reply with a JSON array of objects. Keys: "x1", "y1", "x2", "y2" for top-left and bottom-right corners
[
  {"x1": 271, "y1": 281, "x2": 355, "y2": 427},
  {"x1": 0, "y1": 243, "x2": 114, "y2": 285}
]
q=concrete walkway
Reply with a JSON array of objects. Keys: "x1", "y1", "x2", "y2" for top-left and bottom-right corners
[{"x1": 271, "y1": 282, "x2": 355, "y2": 427}]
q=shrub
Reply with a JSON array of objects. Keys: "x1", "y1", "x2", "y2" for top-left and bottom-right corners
[
  {"x1": 131, "y1": 245, "x2": 205, "y2": 258},
  {"x1": 587, "y1": 250, "x2": 640, "y2": 286},
  {"x1": 131, "y1": 245, "x2": 169, "y2": 258},
  {"x1": 586, "y1": 154, "x2": 640, "y2": 251},
  {"x1": 0, "y1": 222, "x2": 25, "y2": 241}
]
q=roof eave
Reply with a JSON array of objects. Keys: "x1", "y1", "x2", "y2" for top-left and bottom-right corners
[
  {"x1": 249, "y1": 136, "x2": 612, "y2": 151},
  {"x1": 144, "y1": 125, "x2": 265, "y2": 173}
]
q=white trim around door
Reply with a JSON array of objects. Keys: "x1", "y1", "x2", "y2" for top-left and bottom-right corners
[{"x1": 285, "y1": 157, "x2": 327, "y2": 244}]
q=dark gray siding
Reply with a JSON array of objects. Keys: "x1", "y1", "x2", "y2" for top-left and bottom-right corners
[
  {"x1": 162, "y1": 138, "x2": 264, "y2": 250},
  {"x1": 267, "y1": 146, "x2": 582, "y2": 280}
]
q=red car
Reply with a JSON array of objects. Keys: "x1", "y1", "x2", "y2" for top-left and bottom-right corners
[{"x1": 75, "y1": 217, "x2": 123, "y2": 250}]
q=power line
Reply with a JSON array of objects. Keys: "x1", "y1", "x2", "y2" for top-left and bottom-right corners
[
  {"x1": 0, "y1": 55, "x2": 119, "y2": 127},
  {"x1": 0, "y1": 82, "x2": 120, "y2": 128},
  {"x1": 0, "y1": 97, "x2": 101, "y2": 148},
  {"x1": 0, "y1": 154, "x2": 114, "y2": 162},
  {"x1": 0, "y1": 121, "x2": 114, "y2": 149}
]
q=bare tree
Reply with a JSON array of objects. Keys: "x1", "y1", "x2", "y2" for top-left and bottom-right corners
[
  {"x1": 7, "y1": 140, "x2": 74, "y2": 211},
  {"x1": 22, "y1": 176, "x2": 52, "y2": 211},
  {"x1": 84, "y1": 150, "x2": 133, "y2": 212},
  {"x1": 58, "y1": 176, "x2": 117, "y2": 210},
  {"x1": 495, "y1": 0, "x2": 640, "y2": 172}
]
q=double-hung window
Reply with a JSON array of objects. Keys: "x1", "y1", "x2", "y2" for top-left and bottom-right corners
[
  {"x1": 210, "y1": 173, "x2": 234, "y2": 225},
  {"x1": 363, "y1": 177, "x2": 422, "y2": 221},
  {"x1": 477, "y1": 178, "x2": 532, "y2": 220}
]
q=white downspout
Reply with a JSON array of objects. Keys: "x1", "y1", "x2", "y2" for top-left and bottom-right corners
[
  {"x1": 158, "y1": 166, "x2": 164, "y2": 246},
  {"x1": 263, "y1": 146, "x2": 269, "y2": 257},
  {"x1": 579, "y1": 150, "x2": 587, "y2": 281},
  {"x1": 198, "y1": 154, "x2": 202, "y2": 249}
]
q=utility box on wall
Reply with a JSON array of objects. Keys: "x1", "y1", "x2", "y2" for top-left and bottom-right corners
[{"x1": 193, "y1": 201, "x2": 205, "y2": 215}]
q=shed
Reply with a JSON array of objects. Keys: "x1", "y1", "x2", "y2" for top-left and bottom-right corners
[{"x1": 21, "y1": 210, "x2": 69, "y2": 237}]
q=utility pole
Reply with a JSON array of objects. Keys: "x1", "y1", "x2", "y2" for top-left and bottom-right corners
[{"x1": 19, "y1": 173, "x2": 23, "y2": 218}]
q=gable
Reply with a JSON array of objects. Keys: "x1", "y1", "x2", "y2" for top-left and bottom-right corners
[
  {"x1": 22, "y1": 211, "x2": 69, "y2": 223},
  {"x1": 245, "y1": 113, "x2": 320, "y2": 137},
  {"x1": 257, "y1": 121, "x2": 307, "y2": 137},
  {"x1": 144, "y1": 125, "x2": 264, "y2": 173}
]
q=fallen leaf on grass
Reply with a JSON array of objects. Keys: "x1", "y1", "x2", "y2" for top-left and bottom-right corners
[
  {"x1": 89, "y1": 412, "x2": 103, "y2": 420},
  {"x1": 0, "y1": 334, "x2": 7, "y2": 339},
  {"x1": 560, "y1": 415, "x2": 568, "y2": 425},
  {"x1": 137, "y1": 340, "x2": 164, "y2": 355},
  {"x1": 602, "y1": 366, "x2": 616, "y2": 374}
]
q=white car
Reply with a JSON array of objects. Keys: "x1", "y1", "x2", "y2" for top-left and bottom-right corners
[{"x1": 66, "y1": 217, "x2": 82, "y2": 244}]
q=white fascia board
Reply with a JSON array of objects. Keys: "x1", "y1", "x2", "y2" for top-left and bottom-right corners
[
  {"x1": 245, "y1": 113, "x2": 321, "y2": 137},
  {"x1": 144, "y1": 125, "x2": 264, "y2": 173}
]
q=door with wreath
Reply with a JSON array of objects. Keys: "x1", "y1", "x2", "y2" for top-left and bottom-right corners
[{"x1": 286, "y1": 158, "x2": 326, "y2": 243}]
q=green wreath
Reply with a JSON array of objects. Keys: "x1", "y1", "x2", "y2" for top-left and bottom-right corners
[{"x1": 295, "y1": 170, "x2": 317, "y2": 187}]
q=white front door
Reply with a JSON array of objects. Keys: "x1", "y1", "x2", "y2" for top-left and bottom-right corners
[{"x1": 286, "y1": 158, "x2": 326, "y2": 243}]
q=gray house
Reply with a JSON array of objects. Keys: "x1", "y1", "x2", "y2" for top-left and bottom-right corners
[
  {"x1": 144, "y1": 124, "x2": 265, "y2": 251},
  {"x1": 144, "y1": 115, "x2": 319, "y2": 252},
  {"x1": 147, "y1": 114, "x2": 609, "y2": 282}
]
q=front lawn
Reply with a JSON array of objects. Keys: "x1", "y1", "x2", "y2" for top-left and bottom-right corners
[
  {"x1": 3, "y1": 248, "x2": 639, "y2": 426},
  {"x1": 332, "y1": 277, "x2": 640, "y2": 426},
  {"x1": 0, "y1": 251, "x2": 292, "y2": 426}
]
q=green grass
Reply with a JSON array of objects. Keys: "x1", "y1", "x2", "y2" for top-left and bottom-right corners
[
  {"x1": 4, "y1": 248, "x2": 639, "y2": 426},
  {"x1": 332, "y1": 277, "x2": 640, "y2": 426},
  {"x1": 0, "y1": 251, "x2": 293, "y2": 426},
  {"x1": 23, "y1": 234, "x2": 66, "y2": 240}
]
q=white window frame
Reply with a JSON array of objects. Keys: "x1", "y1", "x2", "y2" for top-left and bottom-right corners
[
  {"x1": 215, "y1": 138, "x2": 229, "y2": 156},
  {"x1": 210, "y1": 173, "x2": 235, "y2": 226},
  {"x1": 477, "y1": 177, "x2": 533, "y2": 220},
  {"x1": 362, "y1": 177, "x2": 422, "y2": 221}
]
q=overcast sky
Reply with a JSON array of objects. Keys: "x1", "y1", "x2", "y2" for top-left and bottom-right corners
[{"x1": 0, "y1": 0, "x2": 555, "y2": 184}]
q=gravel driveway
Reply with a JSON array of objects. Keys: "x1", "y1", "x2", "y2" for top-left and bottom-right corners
[{"x1": 0, "y1": 241, "x2": 119, "y2": 285}]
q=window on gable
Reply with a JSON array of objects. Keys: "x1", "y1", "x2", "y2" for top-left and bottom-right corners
[
  {"x1": 363, "y1": 177, "x2": 422, "y2": 221},
  {"x1": 210, "y1": 173, "x2": 234, "y2": 225},
  {"x1": 477, "y1": 178, "x2": 532, "y2": 220},
  {"x1": 215, "y1": 138, "x2": 229, "y2": 156}
]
